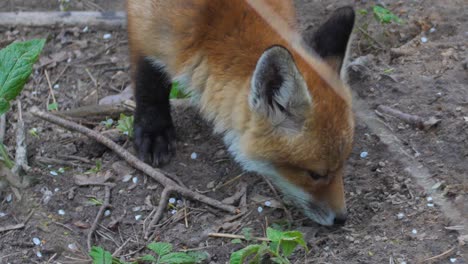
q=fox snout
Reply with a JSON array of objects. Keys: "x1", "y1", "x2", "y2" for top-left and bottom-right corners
[{"x1": 304, "y1": 202, "x2": 347, "y2": 226}]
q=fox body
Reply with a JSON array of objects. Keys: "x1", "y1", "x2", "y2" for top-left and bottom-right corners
[{"x1": 126, "y1": 0, "x2": 355, "y2": 226}]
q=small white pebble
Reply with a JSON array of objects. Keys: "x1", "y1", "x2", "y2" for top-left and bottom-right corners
[
  {"x1": 58, "y1": 209, "x2": 65, "y2": 215},
  {"x1": 421, "y1": 37, "x2": 428, "y2": 43},
  {"x1": 68, "y1": 243, "x2": 78, "y2": 251},
  {"x1": 360, "y1": 152, "x2": 368, "y2": 158},
  {"x1": 122, "y1": 175, "x2": 132, "y2": 182},
  {"x1": 6, "y1": 194, "x2": 12, "y2": 203},
  {"x1": 82, "y1": 26, "x2": 89, "y2": 33},
  {"x1": 190, "y1": 152, "x2": 198, "y2": 160},
  {"x1": 170, "y1": 209, "x2": 177, "y2": 215},
  {"x1": 54, "y1": 188, "x2": 60, "y2": 192},
  {"x1": 103, "y1": 33, "x2": 112, "y2": 40},
  {"x1": 397, "y1": 213, "x2": 405, "y2": 220},
  {"x1": 426, "y1": 197, "x2": 433, "y2": 202},
  {"x1": 32, "y1": 237, "x2": 41, "y2": 246},
  {"x1": 104, "y1": 210, "x2": 111, "y2": 217},
  {"x1": 67, "y1": 58, "x2": 72, "y2": 63},
  {"x1": 132, "y1": 206, "x2": 141, "y2": 212},
  {"x1": 400, "y1": 262, "x2": 407, "y2": 264},
  {"x1": 429, "y1": 27, "x2": 436, "y2": 33},
  {"x1": 50, "y1": 171, "x2": 58, "y2": 176},
  {"x1": 257, "y1": 206, "x2": 263, "y2": 213},
  {"x1": 0, "y1": 212, "x2": 6, "y2": 218},
  {"x1": 36, "y1": 251, "x2": 43, "y2": 258},
  {"x1": 168, "y1": 198, "x2": 176, "y2": 204},
  {"x1": 135, "y1": 215, "x2": 142, "y2": 221},
  {"x1": 411, "y1": 229, "x2": 417, "y2": 234},
  {"x1": 450, "y1": 258, "x2": 457, "y2": 263},
  {"x1": 427, "y1": 203, "x2": 434, "y2": 207},
  {"x1": 132, "y1": 177, "x2": 139, "y2": 184},
  {"x1": 437, "y1": 92, "x2": 442, "y2": 96},
  {"x1": 264, "y1": 201, "x2": 272, "y2": 207},
  {"x1": 53, "y1": 84, "x2": 60, "y2": 89},
  {"x1": 58, "y1": 167, "x2": 65, "y2": 173}
]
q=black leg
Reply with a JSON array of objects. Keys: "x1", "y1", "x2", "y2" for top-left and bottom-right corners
[{"x1": 133, "y1": 57, "x2": 175, "y2": 167}]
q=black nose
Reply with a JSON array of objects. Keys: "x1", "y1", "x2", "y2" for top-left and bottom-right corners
[{"x1": 333, "y1": 214, "x2": 347, "y2": 226}]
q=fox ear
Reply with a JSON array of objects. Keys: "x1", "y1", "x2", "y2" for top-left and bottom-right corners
[
  {"x1": 305, "y1": 6, "x2": 355, "y2": 73},
  {"x1": 249, "y1": 46, "x2": 312, "y2": 133}
]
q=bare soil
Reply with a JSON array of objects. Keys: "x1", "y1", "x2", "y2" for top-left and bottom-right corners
[{"x1": 0, "y1": 0, "x2": 466, "y2": 263}]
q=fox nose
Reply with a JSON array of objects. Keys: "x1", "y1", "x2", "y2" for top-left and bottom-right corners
[{"x1": 333, "y1": 213, "x2": 347, "y2": 226}]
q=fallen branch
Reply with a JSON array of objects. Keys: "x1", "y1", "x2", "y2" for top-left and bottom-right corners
[
  {"x1": 422, "y1": 247, "x2": 455, "y2": 262},
  {"x1": 0, "y1": 210, "x2": 34, "y2": 233},
  {"x1": 208, "y1": 232, "x2": 270, "y2": 242},
  {"x1": 30, "y1": 107, "x2": 237, "y2": 236},
  {"x1": 57, "y1": 103, "x2": 135, "y2": 121},
  {"x1": 376, "y1": 105, "x2": 441, "y2": 130},
  {"x1": 144, "y1": 186, "x2": 173, "y2": 239},
  {"x1": 87, "y1": 186, "x2": 111, "y2": 251}
]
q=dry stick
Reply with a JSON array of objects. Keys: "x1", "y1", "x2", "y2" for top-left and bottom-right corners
[
  {"x1": 0, "y1": 210, "x2": 33, "y2": 233},
  {"x1": 357, "y1": 26, "x2": 385, "y2": 50},
  {"x1": 0, "y1": 114, "x2": 6, "y2": 142},
  {"x1": 144, "y1": 187, "x2": 173, "y2": 239},
  {"x1": 44, "y1": 70, "x2": 58, "y2": 110},
  {"x1": 208, "y1": 232, "x2": 270, "y2": 242},
  {"x1": 87, "y1": 186, "x2": 111, "y2": 251},
  {"x1": 421, "y1": 247, "x2": 455, "y2": 263},
  {"x1": 29, "y1": 108, "x2": 237, "y2": 220},
  {"x1": 376, "y1": 105, "x2": 441, "y2": 130}
]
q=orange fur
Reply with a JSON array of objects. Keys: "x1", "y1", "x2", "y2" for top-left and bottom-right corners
[{"x1": 127, "y1": 0, "x2": 354, "y2": 225}]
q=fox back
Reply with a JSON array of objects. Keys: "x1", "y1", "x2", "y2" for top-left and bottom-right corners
[{"x1": 127, "y1": 0, "x2": 355, "y2": 226}]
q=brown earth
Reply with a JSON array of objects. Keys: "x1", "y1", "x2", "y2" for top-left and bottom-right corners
[{"x1": 0, "y1": 0, "x2": 466, "y2": 263}]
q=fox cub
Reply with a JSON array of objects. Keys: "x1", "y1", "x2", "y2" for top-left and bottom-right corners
[{"x1": 126, "y1": 0, "x2": 355, "y2": 226}]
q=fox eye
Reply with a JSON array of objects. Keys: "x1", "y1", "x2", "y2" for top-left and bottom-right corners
[{"x1": 307, "y1": 171, "x2": 324, "y2": 180}]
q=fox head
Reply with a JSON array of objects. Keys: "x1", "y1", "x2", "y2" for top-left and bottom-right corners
[{"x1": 237, "y1": 7, "x2": 355, "y2": 226}]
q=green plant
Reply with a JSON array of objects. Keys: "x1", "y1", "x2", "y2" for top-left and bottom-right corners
[
  {"x1": 85, "y1": 160, "x2": 102, "y2": 174},
  {"x1": 117, "y1": 113, "x2": 134, "y2": 138},
  {"x1": 169, "y1": 81, "x2": 188, "y2": 99},
  {"x1": 0, "y1": 39, "x2": 45, "y2": 167},
  {"x1": 90, "y1": 242, "x2": 208, "y2": 264},
  {"x1": 229, "y1": 227, "x2": 308, "y2": 264},
  {"x1": 372, "y1": 6, "x2": 403, "y2": 24}
]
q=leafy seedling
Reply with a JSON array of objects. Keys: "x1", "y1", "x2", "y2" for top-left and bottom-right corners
[
  {"x1": 47, "y1": 102, "x2": 58, "y2": 111},
  {"x1": 117, "y1": 113, "x2": 134, "y2": 138},
  {"x1": 229, "y1": 227, "x2": 308, "y2": 264},
  {"x1": 89, "y1": 246, "x2": 123, "y2": 264},
  {"x1": 373, "y1": 6, "x2": 403, "y2": 24},
  {"x1": 85, "y1": 160, "x2": 102, "y2": 174},
  {"x1": 140, "y1": 242, "x2": 208, "y2": 264},
  {"x1": 101, "y1": 118, "x2": 114, "y2": 129}
]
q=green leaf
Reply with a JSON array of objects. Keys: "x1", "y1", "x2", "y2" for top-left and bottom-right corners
[
  {"x1": 187, "y1": 251, "x2": 209, "y2": 263},
  {"x1": 231, "y1": 238, "x2": 243, "y2": 244},
  {"x1": 266, "y1": 228, "x2": 283, "y2": 243},
  {"x1": 241, "y1": 227, "x2": 253, "y2": 241},
  {"x1": 158, "y1": 252, "x2": 195, "y2": 264},
  {"x1": 147, "y1": 242, "x2": 173, "y2": 256},
  {"x1": 373, "y1": 6, "x2": 403, "y2": 24},
  {"x1": 0, "y1": 142, "x2": 14, "y2": 169},
  {"x1": 229, "y1": 244, "x2": 262, "y2": 264},
  {"x1": 357, "y1": 9, "x2": 368, "y2": 16},
  {"x1": 89, "y1": 246, "x2": 113, "y2": 264},
  {"x1": 169, "y1": 81, "x2": 188, "y2": 99},
  {"x1": 139, "y1": 254, "x2": 157, "y2": 262},
  {"x1": 0, "y1": 39, "x2": 45, "y2": 115},
  {"x1": 47, "y1": 102, "x2": 58, "y2": 111},
  {"x1": 116, "y1": 113, "x2": 134, "y2": 138},
  {"x1": 279, "y1": 231, "x2": 308, "y2": 257}
]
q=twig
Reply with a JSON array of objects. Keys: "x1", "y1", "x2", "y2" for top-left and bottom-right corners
[
  {"x1": 30, "y1": 108, "x2": 238, "y2": 235},
  {"x1": 145, "y1": 187, "x2": 173, "y2": 239},
  {"x1": 0, "y1": 210, "x2": 33, "y2": 233},
  {"x1": 208, "y1": 232, "x2": 270, "y2": 242},
  {"x1": 112, "y1": 237, "x2": 132, "y2": 257},
  {"x1": 56, "y1": 102, "x2": 135, "y2": 121},
  {"x1": 357, "y1": 26, "x2": 385, "y2": 50},
  {"x1": 262, "y1": 176, "x2": 294, "y2": 224},
  {"x1": 376, "y1": 105, "x2": 441, "y2": 130},
  {"x1": 85, "y1": 68, "x2": 98, "y2": 87},
  {"x1": 52, "y1": 64, "x2": 69, "y2": 85},
  {"x1": 87, "y1": 186, "x2": 111, "y2": 251},
  {"x1": 45, "y1": 70, "x2": 58, "y2": 110},
  {"x1": 12, "y1": 101, "x2": 30, "y2": 175},
  {"x1": 421, "y1": 247, "x2": 455, "y2": 263}
]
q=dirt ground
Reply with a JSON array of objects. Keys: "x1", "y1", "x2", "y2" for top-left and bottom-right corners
[{"x1": 0, "y1": 0, "x2": 467, "y2": 263}]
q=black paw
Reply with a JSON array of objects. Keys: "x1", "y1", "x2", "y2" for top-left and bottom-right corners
[{"x1": 134, "y1": 122, "x2": 176, "y2": 167}]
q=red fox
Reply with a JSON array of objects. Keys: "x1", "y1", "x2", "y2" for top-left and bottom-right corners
[{"x1": 126, "y1": 0, "x2": 355, "y2": 226}]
